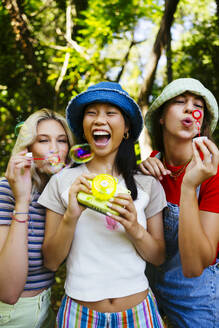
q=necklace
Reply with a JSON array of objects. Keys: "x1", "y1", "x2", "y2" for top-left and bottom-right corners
[{"x1": 163, "y1": 157, "x2": 192, "y2": 180}]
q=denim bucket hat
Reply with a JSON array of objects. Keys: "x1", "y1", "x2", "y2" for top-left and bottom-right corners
[
  {"x1": 145, "y1": 78, "x2": 218, "y2": 136},
  {"x1": 66, "y1": 82, "x2": 143, "y2": 141}
]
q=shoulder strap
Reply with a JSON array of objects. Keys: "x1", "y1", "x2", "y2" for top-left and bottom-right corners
[{"x1": 196, "y1": 184, "x2": 201, "y2": 199}]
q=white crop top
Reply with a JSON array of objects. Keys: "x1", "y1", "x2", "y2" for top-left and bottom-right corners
[{"x1": 38, "y1": 164, "x2": 166, "y2": 301}]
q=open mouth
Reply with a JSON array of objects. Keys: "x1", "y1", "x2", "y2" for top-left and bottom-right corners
[{"x1": 93, "y1": 130, "x2": 111, "y2": 146}]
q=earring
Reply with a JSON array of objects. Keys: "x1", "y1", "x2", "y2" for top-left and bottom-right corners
[{"x1": 123, "y1": 131, "x2": 129, "y2": 140}]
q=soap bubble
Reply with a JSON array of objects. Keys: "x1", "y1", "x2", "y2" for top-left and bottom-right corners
[{"x1": 69, "y1": 144, "x2": 94, "y2": 164}]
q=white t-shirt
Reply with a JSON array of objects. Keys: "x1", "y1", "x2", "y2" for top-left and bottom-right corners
[{"x1": 38, "y1": 164, "x2": 166, "y2": 301}]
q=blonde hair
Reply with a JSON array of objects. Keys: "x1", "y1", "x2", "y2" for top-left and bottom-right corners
[{"x1": 12, "y1": 108, "x2": 74, "y2": 193}]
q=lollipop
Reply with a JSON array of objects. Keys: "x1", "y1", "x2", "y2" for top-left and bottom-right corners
[
  {"x1": 192, "y1": 109, "x2": 202, "y2": 137},
  {"x1": 69, "y1": 144, "x2": 94, "y2": 164}
]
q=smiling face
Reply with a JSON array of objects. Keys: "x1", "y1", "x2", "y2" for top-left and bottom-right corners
[
  {"x1": 29, "y1": 119, "x2": 69, "y2": 174},
  {"x1": 82, "y1": 103, "x2": 129, "y2": 161},
  {"x1": 160, "y1": 92, "x2": 205, "y2": 140}
]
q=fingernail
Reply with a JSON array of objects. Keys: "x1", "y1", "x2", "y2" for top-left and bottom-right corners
[
  {"x1": 106, "y1": 212, "x2": 112, "y2": 217},
  {"x1": 107, "y1": 202, "x2": 112, "y2": 208}
]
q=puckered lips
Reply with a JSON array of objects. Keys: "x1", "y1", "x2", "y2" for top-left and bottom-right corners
[
  {"x1": 181, "y1": 116, "x2": 194, "y2": 128},
  {"x1": 92, "y1": 129, "x2": 111, "y2": 147}
]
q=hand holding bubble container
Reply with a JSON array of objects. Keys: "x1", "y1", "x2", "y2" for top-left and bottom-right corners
[{"x1": 77, "y1": 173, "x2": 130, "y2": 216}]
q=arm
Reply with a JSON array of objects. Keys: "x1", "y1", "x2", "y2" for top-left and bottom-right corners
[
  {"x1": 130, "y1": 211, "x2": 166, "y2": 266},
  {"x1": 42, "y1": 209, "x2": 77, "y2": 272},
  {"x1": 42, "y1": 173, "x2": 95, "y2": 271},
  {"x1": 179, "y1": 139, "x2": 219, "y2": 277},
  {"x1": 106, "y1": 194, "x2": 166, "y2": 266},
  {"x1": 0, "y1": 152, "x2": 31, "y2": 304}
]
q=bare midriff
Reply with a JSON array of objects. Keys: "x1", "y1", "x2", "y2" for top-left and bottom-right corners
[
  {"x1": 20, "y1": 287, "x2": 48, "y2": 298},
  {"x1": 73, "y1": 289, "x2": 148, "y2": 313}
]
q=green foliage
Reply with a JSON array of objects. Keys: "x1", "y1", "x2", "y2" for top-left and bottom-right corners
[
  {"x1": 51, "y1": 263, "x2": 66, "y2": 313},
  {"x1": 77, "y1": 0, "x2": 158, "y2": 46},
  {"x1": 171, "y1": 18, "x2": 219, "y2": 144}
]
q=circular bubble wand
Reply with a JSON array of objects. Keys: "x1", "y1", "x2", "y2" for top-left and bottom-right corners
[{"x1": 192, "y1": 109, "x2": 202, "y2": 137}]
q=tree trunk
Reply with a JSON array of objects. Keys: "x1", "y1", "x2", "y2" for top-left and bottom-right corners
[
  {"x1": 72, "y1": 0, "x2": 88, "y2": 38},
  {"x1": 138, "y1": 0, "x2": 180, "y2": 115},
  {"x1": 166, "y1": 27, "x2": 173, "y2": 83},
  {"x1": 137, "y1": 0, "x2": 179, "y2": 159},
  {"x1": 2, "y1": 0, "x2": 42, "y2": 82},
  {"x1": 215, "y1": 0, "x2": 219, "y2": 20}
]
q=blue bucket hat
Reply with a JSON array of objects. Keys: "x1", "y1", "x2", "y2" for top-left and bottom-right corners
[{"x1": 66, "y1": 82, "x2": 143, "y2": 141}]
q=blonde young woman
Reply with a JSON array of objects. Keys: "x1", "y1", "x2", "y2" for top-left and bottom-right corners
[{"x1": 0, "y1": 109, "x2": 73, "y2": 327}]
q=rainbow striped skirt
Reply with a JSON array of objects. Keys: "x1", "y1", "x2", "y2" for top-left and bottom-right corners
[{"x1": 57, "y1": 289, "x2": 164, "y2": 327}]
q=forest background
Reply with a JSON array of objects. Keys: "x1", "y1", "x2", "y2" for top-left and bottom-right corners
[{"x1": 1, "y1": 0, "x2": 219, "y2": 320}]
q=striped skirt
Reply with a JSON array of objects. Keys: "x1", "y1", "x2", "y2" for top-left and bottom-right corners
[{"x1": 57, "y1": 290, "x2": 164, "y2": 328}]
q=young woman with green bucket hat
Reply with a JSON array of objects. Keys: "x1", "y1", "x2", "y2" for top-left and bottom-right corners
[{"x1": 141, "y1": 78, "x2": 219, "y2": 327}]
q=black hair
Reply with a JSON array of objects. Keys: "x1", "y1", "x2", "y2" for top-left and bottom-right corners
[{"x1": 115, "y1": 137, "x2": 138, "y2": 200}]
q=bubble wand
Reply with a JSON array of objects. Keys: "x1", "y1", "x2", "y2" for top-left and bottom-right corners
[
  {"x1": 25, "y1": 144, "x2": 94, "y2": 174},
  {"x1": 192, "y1": 109, "x2": 202, "y2": 137},
  {"x1": 25, "y1": 152, "x2": 61, "y2": 164}
]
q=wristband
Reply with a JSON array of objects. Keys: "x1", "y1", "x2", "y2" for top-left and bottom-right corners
[{"x1": 13, "y1": 210, "x2": 29, "y2": 215}]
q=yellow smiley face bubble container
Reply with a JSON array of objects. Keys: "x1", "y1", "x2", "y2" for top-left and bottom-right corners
[{"x1": 77, "y1": 174, "x2": 130, "y2": 215}]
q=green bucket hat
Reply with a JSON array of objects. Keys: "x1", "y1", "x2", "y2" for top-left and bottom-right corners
[{"x1": 145, "y1": 78, "x2": 218, "y2": 136}]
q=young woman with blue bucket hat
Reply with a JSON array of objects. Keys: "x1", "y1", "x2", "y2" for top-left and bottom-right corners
[
  {"x1": 141, "y1": 78, "x2": 219, "y2": 327},
  {"x1": 38, "y1": 82, "x2": 167, "y2": 327}
]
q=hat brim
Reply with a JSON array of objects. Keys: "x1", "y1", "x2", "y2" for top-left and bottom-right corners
[{"x1": 66, "y1": 88, "x2": 143, "y2": 141}]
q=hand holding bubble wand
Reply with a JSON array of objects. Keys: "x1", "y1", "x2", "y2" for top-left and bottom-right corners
[{"x1": 25, "y1": 144, "x2": 95, "y2": 174}]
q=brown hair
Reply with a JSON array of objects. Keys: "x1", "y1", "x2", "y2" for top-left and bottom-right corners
[{"x1": 151, "y1": 98, "x2": 214, "y2": 153}]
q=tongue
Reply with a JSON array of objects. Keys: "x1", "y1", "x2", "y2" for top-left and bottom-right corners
[{"x1": 95, "y1": 135, "x2": 109, "y2": 145}]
